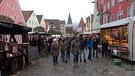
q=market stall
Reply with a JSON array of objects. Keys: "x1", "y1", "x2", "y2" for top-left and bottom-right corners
[
  {"x1": 0, "y1": 21, "x2": 31, "y2": 74},
  {"x1": 100, "y1": 17, "x2": 135, "y2": 61}
]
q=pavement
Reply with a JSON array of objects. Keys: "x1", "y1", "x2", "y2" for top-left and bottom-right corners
[{"x1": 7, "y1": 51, "x2": 135, "y2": 76}]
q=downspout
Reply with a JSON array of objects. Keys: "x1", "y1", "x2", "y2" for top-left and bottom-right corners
[{"x1": 132, "y1": 20, "x2": 135, "y2": 61}]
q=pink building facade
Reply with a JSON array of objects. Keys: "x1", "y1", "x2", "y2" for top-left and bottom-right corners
[{"x1": 0, "y1": 0, "x2": 25, "y2": 25}]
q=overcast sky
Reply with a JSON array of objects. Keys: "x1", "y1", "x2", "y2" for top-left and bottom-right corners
[{"x1": 18, "y1": 0, "x2": 95, "y2": 24}]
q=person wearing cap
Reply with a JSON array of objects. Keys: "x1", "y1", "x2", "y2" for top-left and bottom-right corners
[
  {"x1": 59, "y1": 37, "x2": 69, "y2": 63},
  {"x1": 70, "y1": 35, "x2": 81, "y2": 68},
  {"x1": 50, "y1": 39, "x2": 60, "y2": 66},
  {"x1": 87, "y1": 34, "x2": 93, "y2": 60}
]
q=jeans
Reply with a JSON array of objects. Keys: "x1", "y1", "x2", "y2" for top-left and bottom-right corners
[
  {"x1": 61, "y1": 51, "x2": 67, "y2": 61},
  {"x1": 88, "y1": 47, "x2": 93, "y2": 60},
  {"x1": 93, "y1": 48, "x2": 98, "y2": 58},
  {"x1": 80, "y1": 47, "x2": 86, "y2": 60},
  {"x1": 73, "y1": 54, "x2": 78, "y2": 63},
  {"x1": 53, "y1": 56, "x2": 58, "y2": 64}
]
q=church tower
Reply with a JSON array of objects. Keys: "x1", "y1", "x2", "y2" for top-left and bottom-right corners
[{"x1": 67, "y1": 13, "x2": 72, "y2": 25}]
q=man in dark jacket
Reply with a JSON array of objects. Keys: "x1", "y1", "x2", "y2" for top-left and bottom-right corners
[
  {"x1": 79, "y1": 35, "x2": 87, "y2": 63},
  {"x1": 93, "y1": 35, "x2": 99, "y2": 58}
]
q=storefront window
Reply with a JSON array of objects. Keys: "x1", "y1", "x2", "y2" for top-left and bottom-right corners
[{"x1": 101, "y1": 25, "x2": 128, "y2": 47}]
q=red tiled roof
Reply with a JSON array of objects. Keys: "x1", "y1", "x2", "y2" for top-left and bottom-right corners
[
  {"x1": 45, "y1": 19, "x2": 60, "y2": 30},
  {"x1": 0, "y1": 0, "x2": 3, "y2": 4},
  {"x1": 59, "y1": 20, "x2": 66, "y2": 24},
  {"x1": 22, "y1": 11, "x2": 34, "y2": 22},
  {"x1": 36, "y1": 15, "x2": 43, "y2": 23},
  {"x1": 78, "y1": 17, "x2": 84, "y2": 27}
]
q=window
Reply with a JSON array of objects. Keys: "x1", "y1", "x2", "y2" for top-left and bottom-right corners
[
  {"x1": 18, "y1": 17, "x2": 20, "y2": 21},
  {"x1": 107, "y1": 2, "x2": 110, "y2": 9},
  {"x1": 127, "y1": 7, "x2": 131, "y2": 17},
  {"x1": 107, "y1": 16, "x2": 110, "y2": 23},
  {"x1": 133, "y1": 3, "x2": 135, "y2": 16},
  {"x1": 103, "y1": 4, "x2": 106, "y2": 12},
  {"x1": 7, "y1": 2, "x2": 10, "y2": 7},
  {"x1": 118, "y1": 11, "x2": 123, "y2": 20},
  {"x1": 112, "y1": 0, "x2": 114, "y2": 7},
  {"x1": 111, "y1": 14, "x2": 114, "y2": 22},
  {"x1": 12, "y1": 15, "x2": 14, "y2": 20},
  {"x1": 32, "y1": 21, "x2": 34, "y2": 25},
  {"x1": 29, "y1": 20, "x2": 31, "y2": 24},
  {"x1": 8, "y1": 14, "x2": 10, "y2": 18},
  {"x1": 14, "y1": 16, "x2": 16, "y2": 20},
  {"x1": 1, "y1": 11, "x2": 5, "y2": 16},
  {"x1": 118, "y1": 0, "x2": 123, "y2": 3},
  {"x1": 104, "y1": 16, "x2": 107, "y2": 24},
  {"x1": 35, "y1": 22, "x2": 36, "y2": 25}
]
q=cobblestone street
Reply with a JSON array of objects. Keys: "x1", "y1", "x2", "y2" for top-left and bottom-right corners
[{"x1": 9, "y1": 51, "x2": 135, "y2": 76}]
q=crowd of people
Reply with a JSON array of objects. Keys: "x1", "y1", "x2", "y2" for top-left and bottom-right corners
[{"x1": 29, "y1": 34, "x2": 109, "y2": 68}]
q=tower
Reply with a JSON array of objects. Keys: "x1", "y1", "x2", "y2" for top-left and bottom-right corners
[{"x1": 67, "y1": 13, "x2": 72, "y2": 24}]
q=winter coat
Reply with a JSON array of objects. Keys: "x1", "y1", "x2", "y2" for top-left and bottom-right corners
[
  {"x1": 79, "y1": 37, "x2": 87, "y2": 50},
  {"x1": 88, "y1": 38, "x2": 93, "y2": 48},
  {"x1": 70, "y1": 40, "x2": 81, "y2": 55},
  {"x1": 93, "y1": 38, "x2": 99, "y2": 50},
  {"x1": 51, "y1": 42, "x2": 60, "y2": 56},
  {"x1": 59, "y1": 40, "x2": 69, "y2": 52},
  {"x1": 101, "y1": 41, "x2": 108, "y2": 52}
]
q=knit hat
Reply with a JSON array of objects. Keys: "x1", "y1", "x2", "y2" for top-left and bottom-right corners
[{"x1": 89, "y1": 34, "x2": 93, "y2": 37}]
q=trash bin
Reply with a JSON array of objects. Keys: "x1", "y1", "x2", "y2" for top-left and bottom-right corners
[{"x1": 114, "y1": 58, "x2": 121, "y2": 66}]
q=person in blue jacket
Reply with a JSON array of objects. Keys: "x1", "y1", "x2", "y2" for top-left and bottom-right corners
[{"x1": 88, "y1": 34, "x2": 93, "y2": 60}]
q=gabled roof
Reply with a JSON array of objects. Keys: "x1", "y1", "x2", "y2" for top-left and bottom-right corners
[
  {"x1": 36, "y1": 15, "x2": 43, "y2": 23},
  {"x1": 22, "y1": 11, "x2": 34, "y2": 22},
  {"x1": 0, "y1": 0, "x2": 3, "y2": 4},
  {"x1": 59, "y1": 20, "x2": 66, "y2": 24},
  {"x1": 78, "y1": 17, "x2": 85, "y2": 27},
  {"x1": 45, "y1": 19, "x2": 60, "y2": 30}
]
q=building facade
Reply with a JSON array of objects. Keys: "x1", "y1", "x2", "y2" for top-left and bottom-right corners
[
  {"x1": 78, "y1": 17, "x2": 85, "y2": 34},
  {"x1": 92, "y1": 0, "x2": 100, "y2": 33},
  {"x1": 59, "y1": 20, "x2": 66, "y2": 34},
  {"x1": 0, "y1": 0, "x2": 25, "y2": 25},
  {"x1": 36, "y1": 15, "x2": 46, "y2": 29},
  {"x1": 97, "y1": 0, "x2": 131, "y2": 25},
  {"x1": 22, "y1": 11, "x2": 39, "y2": 31},
  {"x1": 86, "y1": 14, "x2": 93, "y2": 33}
]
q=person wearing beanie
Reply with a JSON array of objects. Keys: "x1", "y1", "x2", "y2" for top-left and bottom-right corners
[
  {"x1": 70, "y1": 35, "x2": 81, "y2": 68},
  {"x1": 50, "y1": 39, "x2": 60, "y2": 66},
  {"x1": 87, "y1": 34, "x2": 93, "y2": 60}
]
